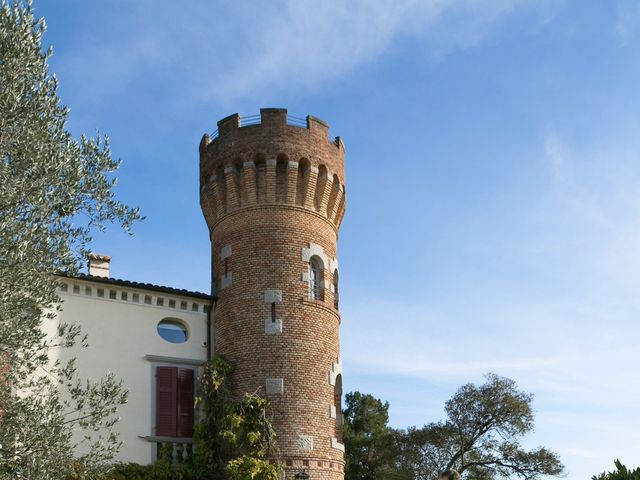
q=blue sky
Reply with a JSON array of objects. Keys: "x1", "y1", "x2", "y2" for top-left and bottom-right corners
[{"x1": 37, "y1": 1, "x2": 640, "y2": 478}]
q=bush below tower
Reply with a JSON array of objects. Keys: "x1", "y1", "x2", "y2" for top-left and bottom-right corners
[{"x1": 66, "y1": 356, "x2": 280, "y2": 480}]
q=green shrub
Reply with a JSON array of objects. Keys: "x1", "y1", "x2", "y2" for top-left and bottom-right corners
[
  {"x1": 65, "y1": 461, "x2": 200, "y2": 480},
  {"x1": 66, "y1": 356, "x2": 279, "y2": 480},
  {"x1": 593, "y1": 460, "x2": 640, "y2": 480},
  {"x1": 108, "y1": 462, "x2": 198, "y2": 480}
]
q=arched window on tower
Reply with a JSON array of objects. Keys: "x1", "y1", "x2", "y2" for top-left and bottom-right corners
[
  {"x1": 334, "y1": 373, "x2": 343, "y2": 443},
  {"x1": 309, "y1": 255, "x2": 323, "y2": 301},
  {"x1": 333, "y1": 269, "x2": 339, "y2": 310}
]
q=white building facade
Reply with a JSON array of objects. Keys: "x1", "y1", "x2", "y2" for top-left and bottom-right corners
[{"x1": 46, "y1": 254, "x2": 212, "y2": 465}]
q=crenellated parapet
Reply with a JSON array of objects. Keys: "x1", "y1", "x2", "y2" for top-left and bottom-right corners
[
  {"x1": 200, "y1": 107, "x2": 348, "y2": 479},
  {"x1": 199, "y1": 108, "x2": 346, "y2": 231}
]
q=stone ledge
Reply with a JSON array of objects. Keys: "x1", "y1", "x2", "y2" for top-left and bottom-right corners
[
  {"x1": 301, "y1": 242, "x2": 329, "y2": 265},
  {"x1": 300, "y1": 298, "x2": 341, "y2": 322},
  {"x1": 265, "y1": 378, "x2": 284, "y2": 395},
  {"x1": 210, "y1": 203, "x2": 340, "y2": 234},
  {"x1": 144, "y1": 355, "x2": 205, "y2": 366},
  {"x1": 265, "y1": 318, "x2": 283, "y2": 334},
  {"x1": 330, "y1": 438, "x2": 345, "y2": 452},
  {"x1": 264, "y1": 289, "x2": 283, "y2": 303},
  {"x1": 220, "y1": 244, "x2": 232, "y2": 260},
  {"x1": 296, "y1": 434, "x2": 314, "y2": 452},
  {"x1": 220, "y1": 272, "x2": 232, "y2": 289},
  {"x1": 140, "y1": 435, "x2": 194, "y2": 444},
  {"x1": 329, "y1": 358, "x2": 343, "y2": 386}
]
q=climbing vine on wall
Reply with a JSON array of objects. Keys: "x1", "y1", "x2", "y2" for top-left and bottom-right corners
[{"x1": 192, "y1": 356, "x2": 280, "y2": 480}]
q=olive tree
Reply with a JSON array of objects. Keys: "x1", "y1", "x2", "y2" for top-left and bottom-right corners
[{"x1": 0, "y1": 1, "x2": 140, "y2": 478}]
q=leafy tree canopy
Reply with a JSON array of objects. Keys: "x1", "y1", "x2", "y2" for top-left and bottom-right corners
[
  {"x1": 0, "y1": 1, "x2": 140, "y2": 478},
  {"x1": 592, "y1": 460, "x2": 640, "y2": 480},
  {"x1": 345, "y1": 375, "x2": 564, "y2": 480},
  {"x1": 343, "y1": 391, "x2": 402, "y2": 480}
]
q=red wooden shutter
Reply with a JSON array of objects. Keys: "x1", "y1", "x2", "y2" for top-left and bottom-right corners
[
  {"x1": 177, "y1": 368, "x2": 194, "y2": 438},
  {"x1": 156, "y1": 366, "x2": 177, "y2": 437}
]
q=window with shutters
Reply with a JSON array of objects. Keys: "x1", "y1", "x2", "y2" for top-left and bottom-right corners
[{"x1": 155, "y1": 366, "x2": 194, "y2": 438}]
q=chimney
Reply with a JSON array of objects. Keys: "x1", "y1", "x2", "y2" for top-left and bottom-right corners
[{"x1": 87, "y1": 253, "x2": 111, "y2": 278}]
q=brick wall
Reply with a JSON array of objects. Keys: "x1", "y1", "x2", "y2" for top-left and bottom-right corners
[{"x1": 200, "y1": 108, "x2": 346, "y2": 480}]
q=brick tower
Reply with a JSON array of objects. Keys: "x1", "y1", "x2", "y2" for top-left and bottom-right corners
[{"x1": 199, "y1": 108, "x2": 346, "y2": 479}]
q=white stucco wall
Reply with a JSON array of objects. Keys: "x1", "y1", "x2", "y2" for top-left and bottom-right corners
[{"x1": 44, "y1": 277, "x2": 210, "y2": 465}]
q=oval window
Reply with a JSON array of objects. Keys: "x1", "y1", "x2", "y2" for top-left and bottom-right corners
[{"x1": 157, "y1": 318, "x2": 189, "y2": 343}]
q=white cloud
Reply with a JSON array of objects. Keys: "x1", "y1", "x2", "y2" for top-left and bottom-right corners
[
  {"x1": 212, "y1": 0, "x2": 547, "y2": 102},
  {"x1": 52, "y1": 0, "x2": 547, "y2": 106},
  {"x1": 211, "y1": 0, "x2": 508, "y2": 101}
]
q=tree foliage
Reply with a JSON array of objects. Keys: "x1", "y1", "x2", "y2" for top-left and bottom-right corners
[
  {"x1": 192, "y1": 357, "x2": 280, "y2": 480},
  {"x1": 64, "y1": 358, "x2": 280, "y2": 480},
  {"x1": 0, "y1": 1, "x2": 140, "y2": 478},
  {"x1": 343, "y1": 392, "x2": 399, "y2": 480},
  {"x1": 438, "y1": 373, "x2": 562, "y2": 479},
  {"x1": 345, "y1": 375, "x2": 564, "y2": 480},
  {"x1": 592, "y1": 460, "x2": 640, "y2": 480}
]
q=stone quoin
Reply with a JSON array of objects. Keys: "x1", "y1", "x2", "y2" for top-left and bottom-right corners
[{"x1": 200, "y1": 108, "x2": 347, "y2": 480}]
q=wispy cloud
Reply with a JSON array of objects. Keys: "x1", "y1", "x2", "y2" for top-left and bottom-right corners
[
  {"x1": 52, "y1": 0, "x2": 547, "y2": 107},
  {"x1": 541, "y1": 131, "x2": 640, "y2": 295},
  {"x1": 211, "y1": 0, "x2": 531, "y2": 101},
  {"x1": 342, "y1": 128, "x2": 640, "y2": 477},
  {"x1": 344, "y1": 130, "x2": 640, "y2": 383}
]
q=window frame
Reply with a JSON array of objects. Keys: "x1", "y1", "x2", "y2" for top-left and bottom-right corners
[
  {"x1": 308, "y1": 255, "x2": 324, "y2": 300},
  {"x1": 332, "y1": 269, "x2": 339, "y2": 309},
  {"x1": 153, "y1": 364, "x2": 196, "y2": 440},
  {"x1": 156, "y1": 318, "x2": 190, "y2": 344}
]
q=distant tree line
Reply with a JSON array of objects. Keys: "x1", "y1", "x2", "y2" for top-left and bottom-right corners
[{"x1": 343, "y1": 374, "x2": 565, "y2": 480}]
